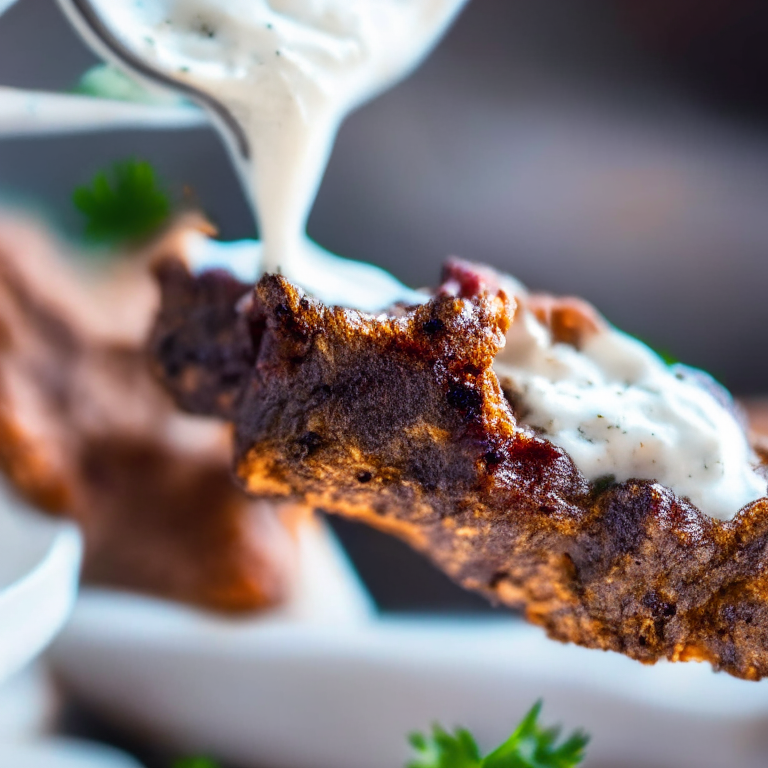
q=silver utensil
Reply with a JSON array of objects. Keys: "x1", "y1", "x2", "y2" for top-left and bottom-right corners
[
  {"x1": 0, "y1": 0, "x2": 19, "y2": 18},
  {"x1": 54, "y1": 0, "x2": 250, "y2": 160},
  {"x1": 0, "y1": 85, "x2": 205, "y2": 138}
]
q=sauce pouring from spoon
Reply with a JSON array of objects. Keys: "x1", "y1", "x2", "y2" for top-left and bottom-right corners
[{"x1": 55, "y1": 0, "x2": 468, "y2": 309}]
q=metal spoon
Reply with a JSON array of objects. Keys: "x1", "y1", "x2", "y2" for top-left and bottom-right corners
[
  {"x1": 0, "y1": 0, "x2": 205, "y2": 139},
  {"x1": 54, "y1": 0, "x2": 249, "y2": 160}
]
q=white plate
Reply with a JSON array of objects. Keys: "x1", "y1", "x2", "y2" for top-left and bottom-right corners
[
  {"x1": 0, "y1": 739, "x2": 142, "y2": 767},
  {"x1": 0, "y1": 492, "x2": 135, "y2": 765},
  {"x1": 0, "y1": 486, "x2": 82, "y2": 686},
  {"x1": 0, "y1": 665, "x2": 59, "y2": 740},
  {"x1": 51, "y1": 584, "x2": 768, "y2": 768},
  {"x1": 50, "y1": 519, "x2": 376, "y2": 768}
]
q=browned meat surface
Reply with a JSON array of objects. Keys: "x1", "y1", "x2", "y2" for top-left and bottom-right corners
[
  {"x1": 152, "y1": 254, "x2": 768, "y2": 680},
  {"x1": 0, "y1": 217, "x2": 298, "y2": 612}
]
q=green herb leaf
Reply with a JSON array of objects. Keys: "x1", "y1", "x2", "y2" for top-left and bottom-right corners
[
  {"x1": 173, "y1": 758, "x2": 221, "y2": 768},
  {"x1": 654, "y1": 348, "x2": 679, "y2": 366},
  {"x1": 408, "y1": 725, "x2": 482, "y2": 768},
  {"x1": 73, "y1": 63, "x2": 184, "y2": 106},
  {"x1": 483, "y1": 702, "x2": 589, "y2": 768},
  {"x1": 591, "y1": 473, "x2": 617, "y2": 496},
  {"x1": 630, "y1": 334, "x2": 679, "y2": 366},
  {"x1": 408, "y1": 703, "x2": 588, "y2": 768},
  {"x1": 73, "y1": 158, "x2": 172, "y2": 245}
]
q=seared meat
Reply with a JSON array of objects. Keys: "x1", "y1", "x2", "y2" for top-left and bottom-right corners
[
  {"x1": 152, "y1": 254, "x2": 768, "y2": 680},
  {"x1": 0, "y1": 218, "x2": 297, "y2": 612}
]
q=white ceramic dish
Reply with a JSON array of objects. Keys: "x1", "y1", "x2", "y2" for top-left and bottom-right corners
[
  {"x1": 0, "y1": 664, "x2": 59, "y2": 740},
  {"x1": 52, "y1": 581, "x2": 768, "y2": 768},
  {"x1": 0, "y1": 485, "x2": 82, "y2": 685},
  {"x1": 49, "y1": 519, "x2": 376, "y2": 768},
  {"x1": 0, "y1": 488, "x2": 148, "y2": 766}
]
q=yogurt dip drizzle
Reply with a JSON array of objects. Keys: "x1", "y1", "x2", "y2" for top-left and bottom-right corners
[
  {"x1": 73, "y1": 0, "x2": 466, "y2": 308},
  {"x1": 493, "y1": 280, "x2": 766, "y2": 521}
]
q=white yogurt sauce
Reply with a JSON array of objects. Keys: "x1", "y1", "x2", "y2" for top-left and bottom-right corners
[
  {"x1": 181, "y1": 228, "x2": 424, "y2": 313},
  {"x1": 74, "y1": 0, "x2": 466, "y2": 305},
  {"x1": 493, "y1": 286, "x2": 766, "y2": 521}
]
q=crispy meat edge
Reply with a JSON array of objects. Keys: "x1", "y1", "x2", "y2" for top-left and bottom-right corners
[{"x1": 150, "y1": 257, "x2": 768, "y2": 680}]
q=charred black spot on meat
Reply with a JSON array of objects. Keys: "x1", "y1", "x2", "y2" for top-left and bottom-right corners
[
  {"x1": 642, "y1": 591, "x2": 677, "y2": 619},
  {"x1": 422, "y1": 318, "x2": 444, "y2": 336},
  {"x1": 298, "y1": 431, "x2": 323, "y2": 455},
  {"x1": 447, "y1": 384, "x2": 482, "y2": 418}
]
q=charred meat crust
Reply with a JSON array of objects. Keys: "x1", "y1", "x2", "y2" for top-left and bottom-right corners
[
  {"x1": 152, "y1": 257, "x2": 768, "y2": 680},
  {"x1": 150, "y1": 257, "x2": 257, "y2": 420}
]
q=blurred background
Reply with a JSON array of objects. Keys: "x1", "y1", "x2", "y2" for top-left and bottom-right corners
[{"x1": 4, "y1": 1, "x2": 768, "y2": 765}]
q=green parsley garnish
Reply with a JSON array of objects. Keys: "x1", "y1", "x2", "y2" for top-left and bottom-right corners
[
  {"x1": 173, "y1": 758, "x2": 220, "y2": 768},
  {"x1": 170, "y1": 702, "x2": 588, "y2": 768},
  {"x1": 73, "y1": 63, "x2": 185, "y2": 106},
  {"x1": 653, "y1": 347, "x2": 679, "y2": 366},
  {"x1": 73, "y1": 158, "x2": 172, "y2": 245},
  {"x1": 408, "y1": 702, "x2": 588, "y2": 768},
  {"x1": 631, "y1": 334, "x2": 679, "y2": 366}
]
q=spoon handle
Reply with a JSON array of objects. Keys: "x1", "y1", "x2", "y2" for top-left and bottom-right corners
[
  {"x1": 0, "y1": 87, "x2": 206, "y2": 138},
  {"x1": 0, "y1": 0, "x2": 18, "y2": 18}
]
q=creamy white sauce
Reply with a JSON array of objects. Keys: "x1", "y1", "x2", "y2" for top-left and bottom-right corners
[
  {"x1": 493, "y1": 286, "x2": 766, "y2": 521},
  {"x1": 182, "y1": 229, "x2": 424, "y2": 311},
  {"x1": 75, "y1": 0, "x2": 466, "y2": 300}
]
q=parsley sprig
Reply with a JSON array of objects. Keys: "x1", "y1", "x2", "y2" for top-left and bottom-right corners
[
  {"x1": 171, "y1": 702, "x2": 588, "y2": 768},
  {"x1": 73, "y1": 158, "x2": 172, "y2": 246},
  {"x1": 73, "y1": 63, "x2": 185, "y2": 106},
  {"x1": 630, "y1": 333, "x2": 679, "y2": 366},
  {"x1": 408, "y1": 702, "x2": 588, "y2": 768}
]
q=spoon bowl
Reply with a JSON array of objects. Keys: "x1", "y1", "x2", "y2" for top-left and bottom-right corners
[{"x1": 54, "y1": 0, "x2": 249, "y2": 158}]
